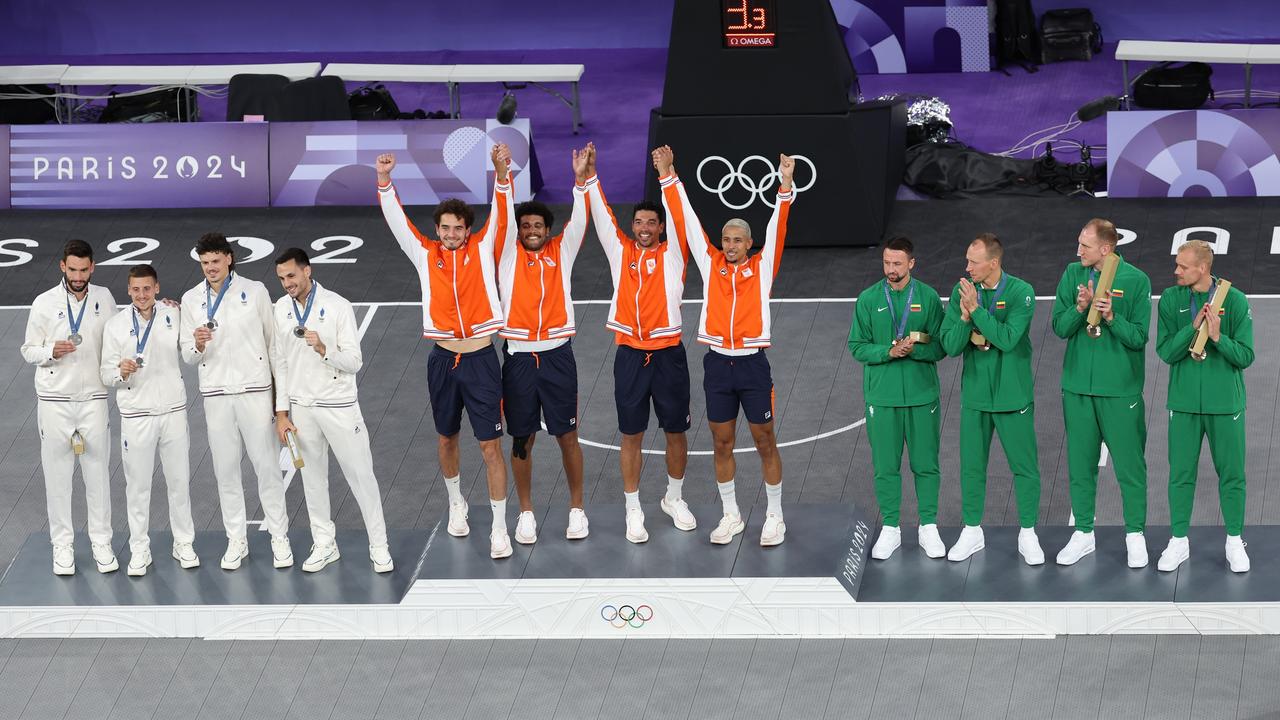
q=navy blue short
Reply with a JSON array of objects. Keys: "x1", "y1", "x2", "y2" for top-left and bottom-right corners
[
  {"x1": 614, "y1": 343, "x2": 691, "y2": 435},
  {"x1": 703, "y1": 349, "x2": 775, "y2": 425},
  {"x1": 427, "y1": 344, "x2": 503, "y2": 441},
  {"x1": 502, "y1": 341, "x2": 579, "y2": 437}
]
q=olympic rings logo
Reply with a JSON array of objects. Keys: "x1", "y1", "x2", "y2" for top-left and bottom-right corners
[
  {"x1": 695, "y1": 154, "x2": 817, "y2": 210},
  {"x1": 600, "y1": 603, "x2": 654, "y2": 629}
]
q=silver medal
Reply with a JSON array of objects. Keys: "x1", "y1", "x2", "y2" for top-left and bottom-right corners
[
  {"x1": 293, "y1": 326, "x2": 307, "y2": 338},
  {"x1": 69, "y1": 333, "x2": 83, "y2": 346}
]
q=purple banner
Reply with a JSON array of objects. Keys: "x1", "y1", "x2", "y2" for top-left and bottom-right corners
[
  {"x1": 269, "y1": 119, "x2": 534, "y2": 206},
  {"x1": 7, "y1": 123, "x2": 269, "y2": 209},
  {"x1": 0, "y1": 126, "x2": 8, "y2": 210},
  {"x1": 1108, "y1": 110, "x2": 1280, "y2": 198},
  {"x1": 830, "y1": 0, "x2": 989, "y2": 74}
]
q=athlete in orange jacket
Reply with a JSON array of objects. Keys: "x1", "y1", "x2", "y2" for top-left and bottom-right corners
[
  {"x1": 657, "y1": 146, "x2": 795, "y2": 546},
  {"x1": 495, "y1": 144, "x2": 593, "y2": 544},
  {"x1": 376, "y1": 145, "x2": 514, "y2": 560},
  {"x1": 587, "y1": 146, "x2": 696, "y2": 544}
]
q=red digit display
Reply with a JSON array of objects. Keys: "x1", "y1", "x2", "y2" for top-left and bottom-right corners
[{"x1": 722, "y1": 0, "x2": 776, "y2": 48}]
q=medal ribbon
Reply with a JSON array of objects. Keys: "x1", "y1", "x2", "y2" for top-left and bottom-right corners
[
  {"x1": 205, "y1": 272, "x2": 234, "y2": 325},
  {"x1": 980, "y1": 273, "x2": 1009, "y2": 314},
  {"x1": 1190, "y1": 275, "x2": 1217, "y2": 318},
  {"x1": 132, "y1": 307, "x2": 156, "y2": 357},
  {"x1": 292, "y1": 281, "x2": 318, "y2": 330},
  {"x1": 883, "y1": 279, "x2": 915, "y2": 340},
  {"x1": 64, "y1": 283, "x2": 88, "y2": 338}
]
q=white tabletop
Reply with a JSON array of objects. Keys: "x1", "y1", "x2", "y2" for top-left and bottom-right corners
[
  {"x1": 448, "y1": 64, "x2": 585, "y2": 83},
  {"x1": 1115, "y1": 40, "x2": 1251, "y2": 63},
  {"x1": 321, "y1": 63, "x2": 455, "y2": 83},
  {"x1": 0, "y1": 64, "x2": 69, "y2": 85},
  {"x1": 60, "y1": 65, "x2": 196, "y2": 86},
  {"x1": 185, "y1": 62, "x2": 322, "y2": 84},
  {"x1": 1246, "y1": 45, "x2": 1280, "y2": 64}
]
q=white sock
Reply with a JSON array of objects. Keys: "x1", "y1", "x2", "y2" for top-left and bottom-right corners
[
  {"x1": 665, "y1": 475, "x2": 684, "y2": 502},
  {"x1": 490, "y1": 497, "x2": 507, "y2": 532},
  {"x1": 765, "y1": 482, "x2": 782, "y2": 517},
  {"x1": 444, "y1": 475, "x2": 464, "y2": 505},
  {"x1": 624, "y1": 490, "x2": 641, "y2": 511},
  {"x1": 718, "y1": 480, "x2": 739, "y2": 517}
]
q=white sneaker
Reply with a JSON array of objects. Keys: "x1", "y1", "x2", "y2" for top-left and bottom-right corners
[
  {"x1": 172, "y1": 542, "x2": 200, "y2": 569},
  {"x1": 625, "y1": 507, "x2": 649, "y2": 544},
  {"x1": 918, "y1": 524, "x2": 946, "y2": 558},
  {"x1": 370, "y1": 544, "x2": 394, "y2": 573},
  {"x1": 1126, "y1": 532, "x2": 1149, "y2": 569},
  {"x1": 490, "y1": 527, "x2": 513, "y2": 559},
  {"x1": 127, "y1": 550, "x2": 152, "y2": 577},
  {"x1": 271, "y1": 536, "x2": 294, "y2": 569},
  {"x1": 947, "y1": 526, "x2": 985, "y2": 562},
  {"x1": 91, "y1": 542, "x2": 119, "y2": 573},
  {"x1": 448, "y1": 501, "x2": 470, "y2": 537},
  {"x1": 514, "y1": 511, "x2": 538, "y2": 545},
  {"x1": 871, "y1": 526, "x2": 901, "y2": 560},
  {"x1": 709, "y1": 513, "x2": 745, "y2": 545},
  {"x1": 1226, "y1": 535, "x2": 1250, "y2": 573},
  {"x1": 660, "y1": 496, "x2": 697, "y2": 531},
  {"x1": 1019, "y1": 528, "x2": 1045, "y2": 566},
  {"x1": 1157, "y1": 536, "x2": 1190, "y2": 572},
  {"x1": 221, "y1": 538, "x2": 249, "y2": 570},
  {"x1": 566, "y1": 508, "x2": 589, "y2": 540},
  {"x1": 760, "y1": 513, "x2": 786, "y2": 546},
  {"x1": 1055, "y1": 530, "x2": 1095, "y2": 566},
  {"x1": 52, "y1": 544, "x2": 75, "y2": 576},
  {"x1": 301, "y1": 544, "x2": 340, "y2": 573}
]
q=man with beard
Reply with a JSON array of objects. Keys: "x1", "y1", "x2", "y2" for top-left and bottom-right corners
[
  {"x1": 496, "y1": 145, "x2": 592, "y2": 543},
  {"x1": 1154, "y1": 239, "x2": 1253, "y2": 573},
  {"x1": 100, "y1": 264, "x2": 199, "y2": 575},
  {"x1": 939, "y1": 233, "x2": 1044, "y2": 565},
  {"x1": 21, "y1": 239, "x2": 119, "y2": 575},
  {"x1": 848, "y1": 236, "x2": 947, "y2": 560},
  {"x1": 1051, "y1": 218, "x2": 1152, "y2": 568},
  {"x1": 376, "y1": 145, "x2": 515, "y2": 559},
  {"x1": 655, "y1": 145, "x2": 794, "y2": 546},
  {"x1": 272, "y1": 247, "x2": 393, "y2": 573},
  {"x1": 587, "y1": 147, "x2": 695, "y2": 544},
  {"x1": 181, "y1": 233, "x2": 292, "y2": 570}
]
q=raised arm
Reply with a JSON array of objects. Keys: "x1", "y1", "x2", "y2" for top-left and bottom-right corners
[
  {"x1": 560, "y1": 144, "x2": 593, "y2": 260},
  {"x1": 654, "y1": 145, "x2": 711, "y2": 277},
  {"x1": 478, "y1": 143, "x2": 514, "y2": 256},
  {"x1": 586, "y1": 148, "x2": 625, "y2": 267},
  {"x1": 758, "y1": 154, "x2": 795, "y2": 277},
  {"x1": 375, "y1": 152, "x2": 430, "y2": 267}
]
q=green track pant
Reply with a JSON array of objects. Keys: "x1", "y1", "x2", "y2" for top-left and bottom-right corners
[
  {"x1": 1062, "y1": 391, "x2": 1148, "y2": 533},
  {"x1": 960, "y1": 403, "x2": 1041, "y2": 528},
  {"x1": 866, "y1": 402, "x2": 941, "y2": 526},
  {"x1": 1168, "y1": 410, "x2": 1246, "y2": 537}
]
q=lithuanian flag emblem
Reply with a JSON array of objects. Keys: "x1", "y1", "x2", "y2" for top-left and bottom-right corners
[
  {"x1": 995, "y1": 300, "x2": 1007, "y2": 309},
  {"x1": 1111, "y1": 288, "x2": 1125, "y2": 297},
  {"x1": 910, "y1": 303, "x2": 922, "y2": 312}
]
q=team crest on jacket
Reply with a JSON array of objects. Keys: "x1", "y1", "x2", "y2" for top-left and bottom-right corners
[
  {"x1": 437, "y1": 259, "x2": 445, "y2": 269},
  {"x1": 165, "y1": 315, "x2": 172, "y2": 328},
  {"x1": 93, "y1": 302, "x2": 100, "y2": 315},
  {"x1": 743, "y1": 268, "x2": 753, "y2": 278},
  {"x1": 629, "y1": 261, "x2": 638, "y2": 270},
  {"x1": 545, "y1": 258, "x2": 556, "y2": 267},
  {"x1": 1024, "y1": 296, "x2": 1032, "y2": 307},
  {"x1": 527, "y1": 260, "x2": 535, "y2": 267},
  {"x1": 240, "y1": 291, "x2": 248, "y2": 304},
  {"x1": 719, "y1": 267, "x2": 728, "y2": 276},
  {"x1": 646, "y1": 258, "x2": 656, "y2": 274}
]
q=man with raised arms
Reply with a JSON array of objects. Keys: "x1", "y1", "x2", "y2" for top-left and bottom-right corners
[
  {"x1": 377, "y1": 145, "x2": 516, "y2": 559},
  {"x1": 654, "y1": 145, "x2": 794, "y2": 546}
]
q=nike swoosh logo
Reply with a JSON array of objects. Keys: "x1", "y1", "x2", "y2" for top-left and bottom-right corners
[
  {"x1": 1179, "y1": 308, "x2": 1190, "y2": 313},
  {"x1": 876, "y1": 307, "x2": 888, "y2": 312},
  {"x1": 1020, "y1": 407, "x2": 1029, "y2": 415},
  {"x1": 931, "y1": 406, "x2": 938, "y2": 414},
  {"x1": 1234, "y1": 413, "x2": 1242, "y2": 420},
  {"x1": 1129, "y1": 402, "x2": 1139, "y2": 409}
]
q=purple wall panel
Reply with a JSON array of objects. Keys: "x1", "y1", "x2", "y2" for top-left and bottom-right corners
[
  {"x1": 7, "y1": 123, "x2": 269, "y2": 209},
  {"x1": 0, "y1": 126, "x2": 8, "y2": 209},
  {"x1": 0, "y1": 0, "x2": 675, "y2": 56},
  {"x1": 1108, "y1": 110, "x2": 1280, "y2": 198}
]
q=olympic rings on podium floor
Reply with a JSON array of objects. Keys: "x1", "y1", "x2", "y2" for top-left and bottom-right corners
[{"x1": 600, "y1": 603, "x2": 655, "y2": 628}]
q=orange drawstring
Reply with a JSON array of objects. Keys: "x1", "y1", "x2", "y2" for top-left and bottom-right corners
[
  {"x1": 452, "y1": 352, "x2": 461, "y2": 370},
  {"x1": 532, "y1": 352, "x2": 541, "y2": 369},
  {"x1": 643, "y1": 352, "x2": 653, "y2": 367}
]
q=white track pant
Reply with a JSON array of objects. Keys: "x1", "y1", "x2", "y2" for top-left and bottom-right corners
[
  {"x1": 292, "y1": 403, "x2": 388, "y2": 548},
  {"x1": 120, "y1": 411, "x2": 196, "y2": 553},
  {"x1": 38, "y1": 399, "x2": 111, "y2": 547},
  {"x1": 203, "y1": 391, "x2": 289, "y2": 541}
]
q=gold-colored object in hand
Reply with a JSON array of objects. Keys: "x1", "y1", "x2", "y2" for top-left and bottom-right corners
[
  {"x1": 909, "y1": 331, "x2": 931, "y2": 344},
  {"x1": 285, "y1": 429, "x2": 305, "y2": 469},
  {"x1": 1189, "y1": 278, "x2": 1231, "y2": 362},
  {"x1": 1085, "y1": 254, "x2": 1120, "y2": 338},
  {"x1": 70, "y1": 430, "x2": 85, "y2": 456},
  {"x1": 970, "y1": 331, "x2": 991, "y2": 351}
]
